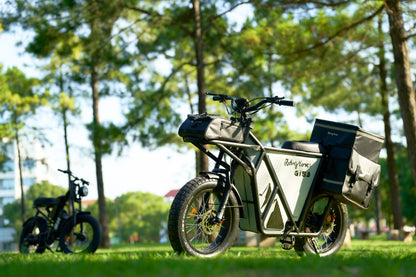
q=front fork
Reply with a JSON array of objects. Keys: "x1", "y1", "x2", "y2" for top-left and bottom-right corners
[
  {"x1": 198, "y1": 168, "x2": 232, "y2": 225},
  {"x1": 214, "y1": 170, "x2": 232, "y2": 223}
]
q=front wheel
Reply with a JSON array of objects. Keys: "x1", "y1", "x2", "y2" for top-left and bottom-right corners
[
  {"x1": 168, "y1": 177, "x2": 240, "y2": 257},
  {"x1": 295, "y1": 195, "x2": 348, "y2": 257},
  {"x1": 59, "y1": 214, "x2": 102, "y2": 254}
]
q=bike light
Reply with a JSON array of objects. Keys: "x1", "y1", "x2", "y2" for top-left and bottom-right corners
[{"x1": 79, "y1": 186, "x2": 88, "y2": 197}]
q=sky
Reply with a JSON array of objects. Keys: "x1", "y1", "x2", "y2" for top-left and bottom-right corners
[{"x1": 0, "y1": 3, "x2": 390, "y2": 200}]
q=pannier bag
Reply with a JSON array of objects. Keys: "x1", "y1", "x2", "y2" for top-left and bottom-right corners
[
  {"x1": 310, "y1": 119, "x2": 385, "y2": 209},
  {"x1": 178, "y1": 114, "x2": 246, "y2": 143}
]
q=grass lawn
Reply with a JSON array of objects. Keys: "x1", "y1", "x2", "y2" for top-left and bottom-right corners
[{"x1": 1, "y1": 236, "x2": 415, "y2": 277}]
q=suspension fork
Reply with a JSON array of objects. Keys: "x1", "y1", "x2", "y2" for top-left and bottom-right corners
[
  {"x1": 196, "y1": 171, "x2": 231, "y2": 225},
  {"x1": 213, "y1": 169, "x2": 232, "y2": 223},
  {"x1": 198, "y1": 170, "x2": 232, "y2": 225},
  {"x1": 198, "y1": 148, "x2": 234, "y2": 224}
]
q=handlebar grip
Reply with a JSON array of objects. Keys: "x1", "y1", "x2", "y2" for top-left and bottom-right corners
[{"x1": 279, "y1": 100, "x2": 295, "y2": 107}]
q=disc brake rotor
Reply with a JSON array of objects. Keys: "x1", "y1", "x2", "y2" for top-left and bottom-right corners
[{"x1": 201, "y1": 211, "x2": 222, "y2": 235}]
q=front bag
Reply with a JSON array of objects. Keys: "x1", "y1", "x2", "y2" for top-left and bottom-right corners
[{"x1": 178, "y1": 114, "x2": 246, "y2": 143}]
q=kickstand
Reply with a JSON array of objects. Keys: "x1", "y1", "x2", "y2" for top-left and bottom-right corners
[
  {"x1": 46, "y1": 245, "x2": 54, "y2": 253},
  {"x1": 280, "y1": 222, "x2": 295, "y2": 250}
]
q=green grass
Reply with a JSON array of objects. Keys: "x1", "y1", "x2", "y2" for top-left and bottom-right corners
[{"x1": 1, "y1": 239, "x2": 416, "y2": 277}]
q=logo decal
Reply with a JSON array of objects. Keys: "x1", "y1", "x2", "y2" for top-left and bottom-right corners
[{"x1": 284, "y1": 159, "x2": 312, "y2": 178}]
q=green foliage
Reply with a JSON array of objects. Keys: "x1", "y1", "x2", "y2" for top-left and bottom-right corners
[
  {"x1": 0, "y1": 67, "x2": 45, "y2": 121},
  {"x1": 0, "y1": 65, "x2": 14, "y2": 146},
  {"x1": 124, "y1": 1, "x2": 253, "y2": 148},
  {"x1": 26, "y1": 180, "x2": 67, "y2": 199},
  {"x1": 116, "y1": 192, "x2": 169, "y2": 243},
  {"x1": 351, "y1": 145, "x2": 416, "y2": 227},
  {"x1": 271, "y1": 3, "x2": 385, "y2": 118},
  {"x1": 86, "y1": 198, "x2": 115, "y2": 232},
  {"x1": 396, "y1": 151, "x2": 416, "y2": 225},
  {"x1": 87, "y1": 191, "x2": 170, "y2": 243},
  {"x1": 0, "y1": 66, "x2": 48, "y2": 174},
  {"x1": 377, "y1": 147, "x2": 416, "y2": 226},
  {"x1": 2, "y1": 0, "x2": 145, "y2": 155},
  {"x1": 0, "y1": 66, "x2": 48, "y2": 152}
]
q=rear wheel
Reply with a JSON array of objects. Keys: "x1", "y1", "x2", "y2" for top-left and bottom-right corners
[
  {"x1": 168, "y1": 177, "x2": 240, "y2": 257},
  {"x1": 59, "y1": 214, "x2": 102, "y2": 254},
  {"x1": 295, "y1": 195, "x2": 348, "y2": 257},
  {"x1": 19, "y1": 216, "x2": 49, "y2": 254}
]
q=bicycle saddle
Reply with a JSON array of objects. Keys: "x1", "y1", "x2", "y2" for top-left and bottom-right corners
[
  {"x1": 33, "y1": 197, "x2": 59, "y2": 208},
  {"x1": 281, "y1": 141, "x2": 325, "y2": 154}
]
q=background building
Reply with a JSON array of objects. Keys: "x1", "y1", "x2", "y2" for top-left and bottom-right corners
[{"x1": 0, "y1": 138, "x2": 57, "y2": 251}]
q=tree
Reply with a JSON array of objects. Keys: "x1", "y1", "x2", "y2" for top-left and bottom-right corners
[
  {"x1": 113, "y1": 192, "x2": 169, "y2": 242},
  {"x1": 384, "y1": 0, "x2": 416, "y2": 190},
  {"x1": 225, "y1": 6, "x2": 315, "y2": 145},
  {"x1": 87, "y1": 192, "x2": 170, "y2": 243},
  {"x1": 124, "y1": 1, "x2": 252, "y2": 173},
  {"x1": 377, "y1": 15, "x2": 403, "y2": 230},
  {"x1": 0, "y1": 67, "x2": 46, "y2": 223}
]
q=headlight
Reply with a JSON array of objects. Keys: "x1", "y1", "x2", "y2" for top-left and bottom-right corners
[{"x1": 79, "y1": 186, "x2": 89, "y2": 197}]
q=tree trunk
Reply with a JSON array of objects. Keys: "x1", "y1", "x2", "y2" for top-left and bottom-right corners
[
  {"x1": 89, "y1": 0, "x2": 110, "y2": 248},
  {"x1": 59, "y1": 69, "x2": 73, "y2": 216},
  {"x1": 62, "y1": 106, "x2": 74, "y2": 216},
  {"x1": 14, "y1": 119, "x2": 25, "y2": 223},
  {"x1": 185, "y1": 75, "x2": 202, "y2": 176},
  {"x1": 378, "y1": 18, "x2": 403, "y2": 230},
  {"x1": 91, "y1": 64, "x2": 110, "y2": 248},
  {"x1": 385, "y1": 0, "x2": 416, "y2": 190},
  {"x1": 193, "y1": 0, "x2": 209, "y2": 173},
  {"x1": 374, "y1": 188, "x2": 382, "y2": 234}
]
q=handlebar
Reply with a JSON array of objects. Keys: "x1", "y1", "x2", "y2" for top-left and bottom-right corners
[
  {"x1": 207, "y1": 92, "x2": 295, "y2": 117},
  {"x1": 278, "y1": 100, "x2": 296, "y2": 107},
  {"x1": 58, "y1": 169, "x2": 90, "y2": 186}
]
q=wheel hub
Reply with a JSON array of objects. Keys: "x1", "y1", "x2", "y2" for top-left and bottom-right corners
[
  {"x1": 322, "y1": 212, "x2": 336, "y2": 236},
  {"x1": 201, "y1": 211, "x2": 221, "y2": 235}
]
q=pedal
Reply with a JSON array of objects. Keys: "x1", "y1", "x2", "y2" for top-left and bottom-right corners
[{"x1": 280, "y1": 236, "x2": 295, "y2": 250}]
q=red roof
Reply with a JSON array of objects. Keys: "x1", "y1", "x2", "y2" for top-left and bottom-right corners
[
  {"x1": 164, "y1": 189, "x2": 179, "y2": 198},
  {"x1": 82, "y1": 199, "x2": 97, "y2": 206}
]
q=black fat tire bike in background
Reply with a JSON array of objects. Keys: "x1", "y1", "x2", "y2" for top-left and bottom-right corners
[
  {"x1": 168, "y1": 93, "x2": 383, "y2": 258},
  {"x1": 19, "y1": 169, "x2": 102, "y2": 254}
]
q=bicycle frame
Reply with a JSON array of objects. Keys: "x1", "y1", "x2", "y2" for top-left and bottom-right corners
[
  {"x1": 19, "y1": 169, "x2": 102, "y2": 255},
  {"x1": 32, "y1": 171, "x2": 90, "y2": 244},
  {"x1": 186, "y1": 128, "x2": 333, "y2": 239}
]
